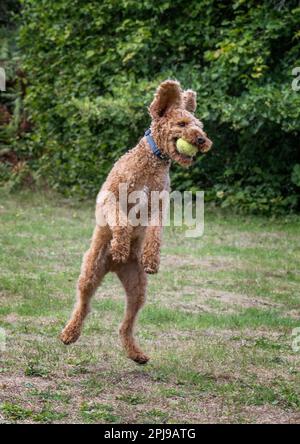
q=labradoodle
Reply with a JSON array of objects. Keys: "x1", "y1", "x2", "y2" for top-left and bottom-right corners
[{"x1": 60, "y1": 80, "x2": 212, "y2": 364}]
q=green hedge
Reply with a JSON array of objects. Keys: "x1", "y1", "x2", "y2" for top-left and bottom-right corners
[
  {"x1": 16, "y1": 0, "x2": 300, "y2": 213},
  {"x1": 0, "y1": 0, "x2": 20, "y2": 27}
]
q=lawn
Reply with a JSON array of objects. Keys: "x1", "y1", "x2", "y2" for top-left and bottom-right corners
[{"x1": 0, "y1": 190, "x2": 299, "y2": 424}]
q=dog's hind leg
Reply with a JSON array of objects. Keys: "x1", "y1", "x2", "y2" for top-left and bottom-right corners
[
  {"x1": 116, "y1": 261, "x2": 149, "y2": 364},
  {"x1": 60, "y1": 225, "x2": 110, "y2": 345}
]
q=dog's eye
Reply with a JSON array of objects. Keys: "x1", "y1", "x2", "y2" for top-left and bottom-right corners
[{"x1": 178, "y1": 122, "x2": 186, "y2": 127}]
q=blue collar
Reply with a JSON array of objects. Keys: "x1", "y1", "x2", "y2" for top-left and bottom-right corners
[{"x1": 144, "y1": 129, "x2": 169, "y2": 161}]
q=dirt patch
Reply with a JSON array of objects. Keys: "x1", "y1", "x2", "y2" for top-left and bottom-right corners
[
  {"x1": 162, "y1": 255, "x2": 240, "y2": 271},
  {"x1": 0, "y1": 375, "x2": 55, "y2": 402},
  {"x1": 201, "y1": 287, "x2": 281, "y2": 308},
  {"x1": 201, "y1": 327, "x2": 284, "y2": 341},
  {"x1": 242, "y1": 405, "x2": 300, "y2": 424},
  {"x1": 286, "y1": 309, "x2": 300, "y2": 320},
  {"x1": 4, "y1": 313, "x2": 22, "y2": 324},
  {"x1": 214, "y1": 231, "x2": 288, "y2": 249},
  {"x1": 162, "y1": 287, "x2": 282, "y2": 314}
]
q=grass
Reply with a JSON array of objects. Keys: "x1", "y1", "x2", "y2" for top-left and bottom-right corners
[{"x1": 0, "y1": 189, "x2": 299, "y2": 424}]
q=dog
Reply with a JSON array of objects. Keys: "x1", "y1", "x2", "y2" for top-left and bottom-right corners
[{"x1": 60, "y1": 80, "x2": 212, "y2": 364}]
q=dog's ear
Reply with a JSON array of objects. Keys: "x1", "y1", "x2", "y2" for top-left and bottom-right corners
[
  {"x1": 149, "y1": 80, "x2": 182, "y2": 119},
  {"x1": 182, "y1": 89, "x2": 197, "y2": 113}
]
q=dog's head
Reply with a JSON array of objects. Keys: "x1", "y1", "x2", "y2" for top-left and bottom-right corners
[{"x1": 148, "y1": 80, "x2": 212, "y2": 166}]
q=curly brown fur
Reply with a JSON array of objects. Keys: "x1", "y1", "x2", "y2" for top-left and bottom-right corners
[{"x1": 60, "y1": 79, "x2": 212, "y2": 364}]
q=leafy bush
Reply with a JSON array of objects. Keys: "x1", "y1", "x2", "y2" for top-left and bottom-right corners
[
  {"x1": 15, "y1": 0, "x2": 300, "y2": 213},
  {"x1": 0, "y1": 0, "x2": 20, "y2": 27},
  {"x1": 0, "y1": 23, "x2": 32, "y2": 190}
]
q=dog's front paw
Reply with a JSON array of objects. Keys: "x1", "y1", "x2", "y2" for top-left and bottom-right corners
[
  {"x1": 110, "y1": 239, "x2": 130, "y2": 263},
  {"x1": 141, "y1": 255, "x2": 160, "y2": 274}
]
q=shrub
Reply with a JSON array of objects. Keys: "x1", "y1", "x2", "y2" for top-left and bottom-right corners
[
  {"x1": 0, "y1": 22, "x2": 32, "y2": 190},
  {"x1": 15, "y1": 0, "x2": 300, "y2": 213}
]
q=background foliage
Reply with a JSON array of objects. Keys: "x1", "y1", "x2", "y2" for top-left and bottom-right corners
[
  {"x1": 0, "y1": 0, "x2": 31, "y2": 190},
  {"x1": 1, "y1": 0, "x2": 300, "y2": 213},
  {"x1": 0, "y1": 0, "x2": 20, "y2": 27}
]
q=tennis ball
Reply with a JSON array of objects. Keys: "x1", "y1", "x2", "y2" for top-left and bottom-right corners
[{"x1": 176, "y1": 138, "x2": 198, "y2": 157}]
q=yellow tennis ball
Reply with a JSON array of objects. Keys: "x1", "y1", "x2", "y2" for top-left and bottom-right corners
[{"x1": 176, "y1": 138, "x2": 198, "y2": 157}]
